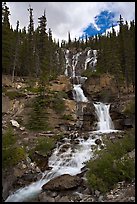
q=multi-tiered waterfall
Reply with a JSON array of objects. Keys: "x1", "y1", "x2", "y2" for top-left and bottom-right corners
[{"x1": 5, "y1": 48, "x2": 115, "y2": 202}]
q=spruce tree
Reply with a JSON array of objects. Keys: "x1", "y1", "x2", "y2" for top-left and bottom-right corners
[{"x1": 2, "y1": 2, "x2": 12, "y2": 74}]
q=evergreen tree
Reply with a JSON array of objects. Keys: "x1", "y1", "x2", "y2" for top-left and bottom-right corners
[
  {"x1": 27, "y1": 5, "x2": 35, "y2": 76},
  {"x1": 12, "y1": 20, "x2": 20, "y2": 82},
  {"x1": 2, "y1": 2, "x2": 12, "y2": 74}
]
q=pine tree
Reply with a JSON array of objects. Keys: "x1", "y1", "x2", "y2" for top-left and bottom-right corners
[
  {"x1": 12, "y1": 20, "x2": 20, "y2": 82},
  {"x1": 27, "y1": 5, "x2": 35, "y2": 76},
  {"x1": 2, "y1": 2, "x2": 12, "y2": 74}
]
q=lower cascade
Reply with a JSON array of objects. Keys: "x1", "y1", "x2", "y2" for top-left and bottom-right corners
[
  {"x1": 5, "y1": 132, "x2": 100, "y2": 202},
  {"x1": 5, "y1": 100, "x2": 115, "y2": 202}
]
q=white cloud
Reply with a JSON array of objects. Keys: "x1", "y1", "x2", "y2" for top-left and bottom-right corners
[{"x1": 6, "y1": 2, "x2": 135, "y2": 42}]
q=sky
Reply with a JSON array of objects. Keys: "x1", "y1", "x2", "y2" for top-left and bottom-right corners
[{"x1": 6, "y1": 2, "x2": 135, "y2": 42}]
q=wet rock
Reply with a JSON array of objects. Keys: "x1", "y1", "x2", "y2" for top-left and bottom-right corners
[
  {"x1": 42, "y1": 174, "x2": 82, "y2": 191},
  {"x1": 95, "y1": 138, "x2": 102, "y2": 145},
  {"x1": 13, "y1": 172, "x2": 40, "y2": 189},
  {"x1": 59, "y1": 143, "x2": 71, "y2": 153},
  {"x1": 30, "y1": 151, "x2": 49, "y2": 172}
]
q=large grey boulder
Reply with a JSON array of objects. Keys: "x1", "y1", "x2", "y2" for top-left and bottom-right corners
[{"x1": 42, "y1": 174, "x2": 82, "y2": 191}]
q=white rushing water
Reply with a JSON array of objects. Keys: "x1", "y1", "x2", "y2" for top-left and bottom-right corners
[
  {"x1": 73, "y1": 84, "x2": 88, "y2": 102},
  {"x1": 93, "y1": 102, "x2": 114, "y2": 132},
  {"x1": 5, "y1": 133, "x2": 100, "y2": 202}
]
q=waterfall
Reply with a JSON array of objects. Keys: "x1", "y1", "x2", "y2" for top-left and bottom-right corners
[
  {"x1": 93, "y1": 102, "x2": 114, "y2": 132},
  {"x1": 73, "y1": 84, "x2": 88, "y2": 103}
]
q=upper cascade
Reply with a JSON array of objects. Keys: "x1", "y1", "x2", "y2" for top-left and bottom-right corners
[{"x1": 64, "y1": 48, "x2": 97, "y2": 78}]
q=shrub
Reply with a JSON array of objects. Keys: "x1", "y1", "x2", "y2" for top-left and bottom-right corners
[
  {"x1": 5, "y1": 91, "x2": 26, "y2": 99},
  {"x1": 86, "y1": 129, "x2": 135, "y2": 193},
  {"x1": 2, "y1": 146, "x2": 26, "y2": 168},
  {"x1": 29, "y1": 137, "x2": 56, "y2": 158},
  {"x1": 2, "y1": 126, "x2": 26, "y2": 169}
]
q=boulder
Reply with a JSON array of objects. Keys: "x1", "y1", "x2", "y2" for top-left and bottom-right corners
[{"x1": 42, "y1": 174, "x2": 82, "y2": 191}]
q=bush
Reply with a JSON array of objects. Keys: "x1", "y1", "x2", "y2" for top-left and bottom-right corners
[
  {"x1": 2, "y1": 126, "x2": 26, "y2": 169},
  {"x1": 29, "y1": 137, "x2": 56, "y2": 158},
  {"x1": 86, "y1": 129, "x2": 135, "y2": 193},
  {"x1": 2, "y1": 126, "x2": 16, "y2": 148},
  {"x1": 5, "y1": 90, "x2": 26, "y2": 99},
  {"x1": 2, "y1": 146, "x2": 26, "y2": 169}
]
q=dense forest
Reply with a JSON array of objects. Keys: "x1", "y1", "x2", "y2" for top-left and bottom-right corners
[{"x1": 2, "y1": 2, "x2": 135, "y2": 92}]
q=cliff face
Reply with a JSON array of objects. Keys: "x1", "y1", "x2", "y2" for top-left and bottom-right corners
[{"x1": 64, "y1": 47, "x2": 97, "y2": 77}]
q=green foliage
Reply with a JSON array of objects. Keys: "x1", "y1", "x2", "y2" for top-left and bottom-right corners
[
  {"x1": 81, "y1": 69, "x2": 101, "y2": 78},
  {"x1": 123, "y1": 99, "x2": 135, "y2": 116},
  {"x1": 52, "y1": 92, "x2": 66, "y2": 114},
  {"x1": 34, "y1": 137, "x2": 56, "y2": 156},
  {"x1": 2, "y1": 126, "x2": 16, "y2": 148},
  {"x1": 2, "y1": 126, "x2": 26, "y2": 169},
  {"x1": 23, "y1": 86, "x2": 40, "y2": 93},
  {"x1": 99, "y1": 89, "x2": 114, "y2": 102},
  {"x1": 62, "y1": 114, "x2": 73, "y2": 121},
  {"x1": 86, "y1": 129, "x2": 135, "y2": 193},
  {"x1": 56, "y1": 91, "x2": 68, "y2": 99},
  {"x1": 26, "y1": 96, "x2": 50, "y2": 131},
  {"x1": 5, "y1": 90, "x2": 26, "y2": 99},
  {"x1": 2, "y1": 146, "x2": 26, "y2": 169}
]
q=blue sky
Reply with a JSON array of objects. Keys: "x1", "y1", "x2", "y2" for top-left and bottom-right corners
[
  {"x1": 82, "y1": 10, "x2": 118, "y2": 38},
  {"x1": 7, "y1": 2, "x2": 135, "y2": 41}
]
